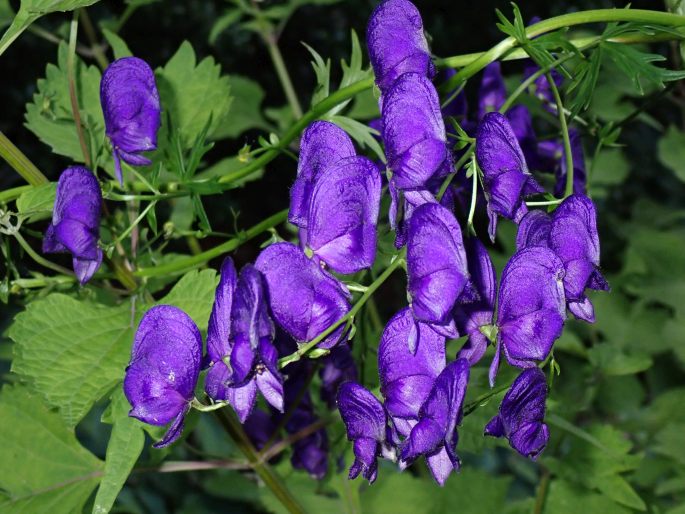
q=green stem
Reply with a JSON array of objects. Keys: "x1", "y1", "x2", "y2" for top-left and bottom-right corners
[
  {"x1": 466, "y1": 156, "x2": 479, "y2": 235},
  {"x1": 278, "y1": 253, "x2": 405, "y2": 368},
  {"x1": 533, "y1": 469, "x2": 551, "y2": 514},
  {"x1": 265, "y1": 33, "x2": 303, "y2": 119},
  {"x1": 0, "y1": 132, "x2": 49, "y2": 186},
  {"x1": 109, "y1": 201, "x2": 156, "y2": 248},
  {"x1": 546, "y1": 71, "x2": 574, "y2": 198},
  {"x1": 133, "y1": 209, "x2": 288, "y2": 278},
  {"x1": 79, "y1": 8, "x2": 108, "y2": 70},
  {"x1": 463, "y1": 382, "x2": 510, "y2": 416},
  {"x1": 13, "y1": 232, "x2": 74, "y2": 277},
  {"x1": 67, "y1": 11, "x2": 91, "y2": 169},
  {"x1": 216, "y1": 409, "x2": 306, "y2": 514}
]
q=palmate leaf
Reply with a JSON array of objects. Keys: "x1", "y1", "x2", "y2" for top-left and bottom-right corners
[
  {"x1": 0, "y1": 0, "x2": 101, "y2": 57},
  {"x1": 0, "y1": 385, "x2": 103, "y2": 514}
]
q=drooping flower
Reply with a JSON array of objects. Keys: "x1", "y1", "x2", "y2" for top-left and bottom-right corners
[
  {"x1": 490, "y1": 247, "x2": 566, "y2": 385},
  {"x1": 289, "y1": 121, "x2": 356, "y2": 228},
  {"x1": 43, "y1": 166, "x2": 102, "y2": 285},
  {"x1": 302, "y1": 155, "x2": 381, "y2": 274},
  {"x1": 319, "y1": 345, "x2": 358, "y2": 408},
  {"x1": 337, "y1": 382, "x2": 391, "y2": 483},
  {"x1": 516, "y1": 194, "x2": 609, "y2": 322},
  {"x1": 255, "y1": 242, "x2": 351, "y2": 349},
  {"x1": 382, "y1": 73, "x2": 451, "y2": 191},
  {"x1": 204, "y1": 258, "x2": 283, "y2": 422},
  {"x1": 455, "y1": 237, "x2": 497, "y2": 365},
  {"x1": 477, "y1": 62, "x2": 507, "y2": 119},
  {"x1": 366, "y1": 0, "x2": 435, "y2": 93},
  {"x1": 400, "y1": 358, "x2": 470, "y2": 485},
  {"x1": 485, "y1": 367, "x2": 549, "y2": 459},
  {"x1": 407, "y1": 203, "x2": 468, "y2": 335},
  {"x1": 100, "y1": 57, "x2": 161, "y2": 185},
  {"x1": 476, "y1": 112, "x2": 544, "y2": 241},
  {"x1": 124, "y1": 305, "x2": 202, "y2": 448},
  {"x1": 378, "y1": 308, "x2": 446, "y2": 436},
  {"x1": 537, "y1": 128, "x2": 587, "y2": 197}
]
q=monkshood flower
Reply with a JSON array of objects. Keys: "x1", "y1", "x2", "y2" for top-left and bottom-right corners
[
  {"x1": 319, "y1": 346, "x2": 358, "y2": 408},
  {"x1": 400, "y1": 359, "x2": 470, "y2": 486},
  {"x1": 516, "y1": 194, "x2": 609, "y2": 322},
  {"x1": 477, "y1": 62, "x2": 506, "y2": 120},
  {"x1": 537, "y1": 128, "x2": 587, "y2": 197},
  {"x1": 43, "y1": 166, "x2": 102, "y2": 285},
  {"x1": 124, "y1": 305, "x2": 202, "y2": 448},
  {"x1": 455, "y1": 237, "x2": 497, "y2": 365},
  {"x1": 476, "y1": 112, "x2": 544, "y2": 241},
  {"x1": 407, "y1": 203, "x2": 468, "y2": 338},
  {"x1": 337, "y1": 382, "x2": 392, "y2": 483},
  {"x1": 289, "y1": 121, "x2": 356, "y2": 228},
  {"x1": 382, "y1": 73, "x2": 451, "y2": 191},
  {"x1": 244, "y1": 409, "x2": 278, "y2": 451},
  {"x1": 378, "y1": 308, "x2": 446, "y2": 436},
  {"x1": 302, "y1": 155, "x2": 381, "y2": 274},
  {"x1": 485, "y1": 367, "x2": 549, "y2": 459},
  {"x1": 489, "y1": 247, "x2": 566, "y2": 386},
  {"x1": 255, "y1": 242, "x2": 351, "y2": 349},
  {"x1": 100, "y1": 57, "x2": 160, "y2": 185},
  {"x1": 204, "y1": 258, "x2": 283, "y2": 422},
  {"x1": 506, "y1": 104, "x2": 543, "y2": 172},
  {"x1": 389, "y1": 186, "x2": 436, "y2": 248},
  {"x1": 366, "y1": 0, "x2": 435, "y2": 93}
]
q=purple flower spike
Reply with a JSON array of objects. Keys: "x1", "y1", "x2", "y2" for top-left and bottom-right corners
[
  {"x1": 255, "y1": 243, "x2": 351, "y2": 349},
  {"x1": 485, "y1": 368, "x2": 549, "y2": 460},
  {"x1": 290, "y1": 121, "x2": 356, "y2": 228},
  {"x1": 476, "y1": 112, "x2": 544, "y2": 241},
  {"x1": 407, "y1": 203, "x2": 468, "y2": 329},
  {"x1": 400, "y1": 359, "x2": 470, "y2": 486},
  {"x1": 455, "y1": 238, "x2": 497, "y2": 365},
  {"x1": 124, "y1": 305, "x2": 202, "y2": 448},
  {"x1": 491, "y1": 247, "x2": 566, "y2": 385},
  {"x1": 517, "y1": 195, "x2": 609, "y2": 322},
  {"x1": 477, "y1": 62, "x2": 506, "y2": 120},
  {"x1": 506, "y1": 105, "x2": 542, "y2": 172},
  {"x1": 366, "y1": 0, "x2": 435, "y2": 93},
  {"x1": 304, "y1": 156, "x2": 381, "y2": 274},
  {"x1": 382, "y1": 73, "x2": 450, "y2": 191},
  {"x1": 337, "y1": 382, "x2": 389, "y2": 483},
  {"x1": 43, "y1": 166, "x2": 102, "y2": 285},
  {"x1": 101, "y1": 57, "x2": 160, "y2": 185},
  {"x1": 378, "y1": 308, "x2": 446, "y2": 436}
]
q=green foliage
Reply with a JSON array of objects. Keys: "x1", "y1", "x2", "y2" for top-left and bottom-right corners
[
  {"x1": 0, "y1": 385, "x2": 103, "y2": 513},
  {"x1": 658, "y1": 125, "x2": 685, "y2": 182},
  {"x1": 15, "y1": 181, "x2": 56, "y2": 222},
  {"x1": 213, "y1": 75, "x2": 271, "y2": 139},
  {"x1": 157, "y1": 268, "x2": 218, "y2": 329}
]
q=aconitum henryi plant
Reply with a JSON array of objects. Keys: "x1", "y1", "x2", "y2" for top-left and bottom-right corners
[{"x1": 2, "y1": 1, "x2": 685, "y2": 513}]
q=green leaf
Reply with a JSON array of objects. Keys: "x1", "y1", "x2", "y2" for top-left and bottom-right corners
[
  {"x1": 589, "y1": 148, "x2": 630, "y2": 195},
  {"x1": 92, "y1": 390, "x2": 145, "y2": 514},
  {"x1": 156, "y1": 41, "x2": 232, "y2": 149},
  {"x1": 101, "y1": 28, "x2": 132, "y2": 59},
  {"x1": 546, "y1": 479, "x2": 632, "y2": 514},
  {"x1": 429, "y1": 469, "x2": 510, "y2": 514},
  {"x1": 213, "y1": 75, "x2": 270, "y2": 139},
  {"x1": 303, "y1": 42, "x2": 331, "y2": 106},
  {"x1": 0, "y1": 385, "x2": 103, "y2": 514},
  {"x1": 16, "y1": 181, "x2": 56, "y2": 222},
  {"x1": 567, "y1": 47, "x2": 602, "y2": 119},
  {"x1": 208, "y1": 7, "x2": 242, "y2": 45},
  {"x1": 658, "y1": 125, "x2": 685, "y2": 182},
  {"x1": 362, "y1": 472, "x2": 436, "y2": 514},
  {"x1": 24, "y1": 42, "x2": 105, "y2": 164},
  {"x1": 587, "y1": 343, "x2": 653, "y2": 376},
  {"x1": 9, "y1": 294, "x2": 135, "y2": 426},
  {"x1": 159, "y1": 269, "x2": 218, "y2": 329},
  {"x1": 0, "y1": 0, "x2": 13, "y2": 30},
  {"x1": 594, "y1": 474, "x2": 647, "y2": 511},
  {"x1": 0, "y1": 0, "x2": 101, "y2": 57},
  {"x1": 330, "y1": 115, "x2": 386, "y2": 163}
]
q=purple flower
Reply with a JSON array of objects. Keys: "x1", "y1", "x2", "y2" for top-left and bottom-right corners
[
  {"x1": 337, "y1": 382, "x2": 391, "y2": 483},
  {"x1": 290, "y1": 121, "x2": 356, "y2": 228},
  {"x1": 124, "y1": 305, "x2": 202, "y2": 448},
  {"x1": 101, "y1": 57, "x2": 160, "y2": 185},
  {"x1": 43, "y1": 166, "x2": 102, "y2": 285},
  {"x1": 319, "y1": 346, "x2": 358, "y2": 408},
  {"x1": 382, "y1": 73, "x2": 450, "y2": 191},
  {"x1": 378, "y1": 308, "x2": 446, "y2": 436},
  {"x1": 302, "y1": 155, "x2": 381, "y2": 274},
  {"x1": 400, "y1": 358, "x2": 470, "y2": 485},
  {"x1": 506, "y1": 104, "x2": 542, "y2": 172},
  {"x1": 455, "y1": 237, "x2": 497, "y2": 365},
  {"x1": 407, "y1": 203, "x2": 468, "y2": 333},
  {"x1": 485, "y1": 367, "x2": 549, "y2": 459},
  {"x1": 244, "y1": 409, "x2": 278, "y2": 450},
  {"x1": 537, "y1": 128, "x2": 587, "y2": 197},
  {"x1": 477, "y1": 62, "x2": 506, "y2": 120},
  {"x1": 490, "y1": 247, "x2": 566, "y2": 385},
  {"x1": 204, "y1": 258, "x2": 283, "y2": 422},
  {"x1": 366, "y1": 0, "x2": 435, "y2": 93},
  {"x1": 255, "y1": 243, "x2": 351, "y2": 349},
  {"x1": 476, "y1": 112, "x2": 544, "y2": 241},
  {"x1": 389, "y1": 186, "x2": 436, "y2": 248},
  {"x1": 517, "y1": 195, "x2": 609, "y2": 322}
]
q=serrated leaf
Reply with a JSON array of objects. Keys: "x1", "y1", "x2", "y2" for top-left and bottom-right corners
[
  {"x1": 16, "y1": 181, "x2": 56, "y2": 222},
  {"x1": 101, "y1": 28, "x2": 132, "y2": 59},
  {"x1": 303, "y1": 42, "x2": 331, "y2": 106},
  {"x1": 156, "y1": 41, "x2": 232, "y2": 149},
  {"x1": 0, "y1": 385, "x2": 103, "y2": 514},
  {"x1": 658, "y1": 125, "x2": 685, "y2": 182},
  {"x1": 92, "y1": 390, "x2": 145, "y2": 514},
  {"x1": 0, "y1": 0, "x2": 100, "y2": 57},
  {"x1": 213, "y1": 75, "x2": 270, "y2": 139},
  {"x1": 567, "y1": 48, "x2": 602, "y2": 119},
  {"x1": 594, "y1": 474, "x2": 646, "y2": 511},
  {"x1": 10, "y1": 294, "x2": 136, "y2": 426},
  {"x1": 330, "y1": 115, "x2": 385, "y2": 163},
  {"x1": 24, "y1": 42, "x2": 105, "y2": 164},
  {"x1": 587, "y1": 343, "x2": 653, "y2": 376},
  {"x1": 159, "y1": 269, "x2": 218, "y2": 329},
  {"x1": 546, "y1": 479, "x2": 632, "y2": 514}
]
